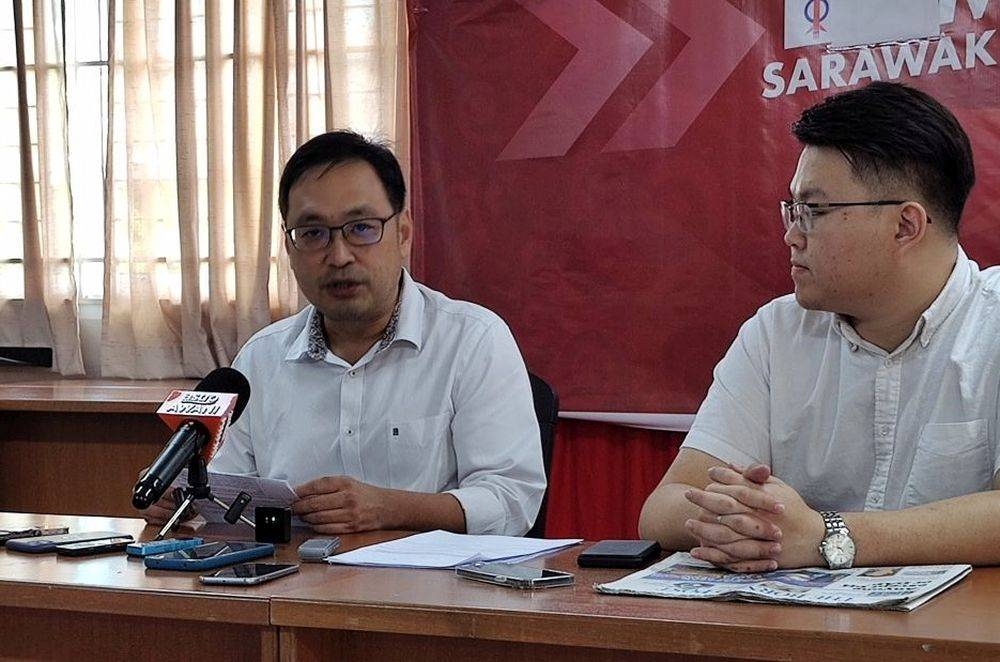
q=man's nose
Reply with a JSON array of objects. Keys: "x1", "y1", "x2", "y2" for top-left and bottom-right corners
[
  {"x1": 324, "y1": 232, "x2": 355, "y2": 267},
  {"x1": 783, "y1": 222, "x2": 805, "y2": 248}
]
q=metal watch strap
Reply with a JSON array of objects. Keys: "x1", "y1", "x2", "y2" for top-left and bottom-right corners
[{"x1": 820, "y1": 511, "x2": 849, "y2": 536}]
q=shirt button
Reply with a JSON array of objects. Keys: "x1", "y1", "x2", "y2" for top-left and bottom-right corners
[
  {"x1": 880, "y1": 425, "x2": 890, "y2": 436},
  {"x1": 884, "y1": 358, "x2": 893, "y2": 367},
  {"x1": 349, "y1": 370, "x2": 357, "y2": 377},
  {"x1": 849, "y1": 344, "x2": 859, "y2": 352},
  {"x1": 346, "y1": 428, "x2": 353, "y2": 436}
]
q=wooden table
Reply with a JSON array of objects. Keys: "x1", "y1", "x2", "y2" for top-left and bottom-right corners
[
  {"x1": 4, "y1": 513, "x2": 999, "y2": 662},
  {"x1": 0, "y1": 511, "x2": 402, "y2": 661},
  {"x1": 271, "y1": 549, "x2": 1000, "y2": 662},
  {"x1": 0, "y1": 371, "x2": 195, "y2": 516}
]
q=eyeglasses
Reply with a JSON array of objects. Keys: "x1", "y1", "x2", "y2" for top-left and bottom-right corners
[
  {"x1": 284, "y1": 213, "x2": 399, "y2": 251},
  {"x1": 780, "y1": 200, "x2": 906, "y2": 234}
]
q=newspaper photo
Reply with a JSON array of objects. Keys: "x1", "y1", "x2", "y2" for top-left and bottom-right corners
[{"x1": 595, "y1": 552, "x2": 971, "y2": 611}]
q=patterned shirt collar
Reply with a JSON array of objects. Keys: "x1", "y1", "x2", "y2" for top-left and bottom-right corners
[{"x1": 305, "y1": 288, "x2": 403, "y2": 361}]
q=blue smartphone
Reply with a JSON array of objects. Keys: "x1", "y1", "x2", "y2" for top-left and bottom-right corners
[
  {"x1": 126, "y1": 537, "x2": 204, "y2": 557},
  {"x1": 143, "y1": 541, "x2": 274, "y2": 571}
]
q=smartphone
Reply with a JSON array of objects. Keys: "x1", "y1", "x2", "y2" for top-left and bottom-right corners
[
  {"x1": 143, "y1": 541, "x2": 275, "y2": 571},
  {"x1": 577, "y1": 540, "x2": 661, "y2": 568},
  {"x1": 125, "y1": 537, "x2": 204, "y2": 557},
  {"x1": 7, "y1": 531, "x2": 129, "y2": 554},
  {"x1": 0, "y1": 527, "x2": 69, "y2": 545},
  {"x1": 455, "y1": 562, "x2": 575, "y2": 589},
  {"x1": 55, "y1": 536, "x2": 135, "y2": 557},
  {"x1": 199, "y1": 562, "x2": 299, "y2": 585}
]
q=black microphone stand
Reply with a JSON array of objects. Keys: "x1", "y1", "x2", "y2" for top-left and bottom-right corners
[{"x1": 155, "y1": 454, "x2": 255, "y2": 540}]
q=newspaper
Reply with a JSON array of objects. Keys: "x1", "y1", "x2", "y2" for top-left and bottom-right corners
[{"x1": 595, "y1": 552, "x2": 971, "y2": 611}]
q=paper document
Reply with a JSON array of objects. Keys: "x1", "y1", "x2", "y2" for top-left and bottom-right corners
[
  {"x1": 327, "y1": 530, "x2": 582, "y2": 568},
  {"x1": 172, "y1": 470, "x2": 304, "y2": 526},
  {"x1": 595, "y1": 552, "x2": 971, "y2": 611}
]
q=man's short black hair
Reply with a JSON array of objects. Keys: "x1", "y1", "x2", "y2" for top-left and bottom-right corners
[
  {"x1": 792, "y1": 82, "x2": 974, "y2": 235},
  {"x1": 278, "y1": 130, "x2": 406, "y2": 220}
]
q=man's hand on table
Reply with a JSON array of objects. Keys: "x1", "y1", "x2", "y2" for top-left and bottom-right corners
[{"x1": 683, "y1": 464, "x2": 825, "y2": 572}]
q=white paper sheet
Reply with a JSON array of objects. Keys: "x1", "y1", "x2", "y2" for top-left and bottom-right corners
[
  {"x1": 327, "y1": 530, "x2": 582, "y2": 568},
  {"x1": 172, "y1": 469, "x2": 304, "y2": 526}
]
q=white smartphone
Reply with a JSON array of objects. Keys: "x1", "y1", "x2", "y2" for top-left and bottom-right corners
[
  {"x1": 199, "y1": 562, "x2": 299, "y2": 585},
  {"x1": 455, "y1": 562, "x2": 575, "y2": 589}
]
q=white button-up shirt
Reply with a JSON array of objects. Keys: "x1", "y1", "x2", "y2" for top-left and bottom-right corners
[
  {"x1": 683, "y1": 248, "x2": 1000, "y2": 512},
  {"x1": 211, "y1": 270, "x2": 545, "y2": 535}
]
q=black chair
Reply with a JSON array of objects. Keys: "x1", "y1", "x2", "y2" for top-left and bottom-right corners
[{"x1": 525, "y1": 372, "x2": 558, "y2": 538}]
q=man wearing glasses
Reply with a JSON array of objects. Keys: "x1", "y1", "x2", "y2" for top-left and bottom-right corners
[
  {"x1": 640, "y1": 82, "x2": 1000, "y2": 571},
  {"x1": 146, "y1": 131, "x2": 545, "y2": 536}
]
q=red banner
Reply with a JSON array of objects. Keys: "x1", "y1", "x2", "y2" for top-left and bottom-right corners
[{"x1": 409, "y1": 0, "x2": 1000, "y2": 413}]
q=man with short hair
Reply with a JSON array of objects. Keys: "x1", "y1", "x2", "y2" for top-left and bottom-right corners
[
  {"x1": 145, "y1": 130, "x2": 545, "y2": 536},
  {"x1": 639, "y1": 82, "x2": 1000, "y2": 570}
]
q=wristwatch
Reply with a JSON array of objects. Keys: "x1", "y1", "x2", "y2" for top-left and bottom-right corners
[{"x1": 818, "y1": 511, "x2": 855, "y2": 570}]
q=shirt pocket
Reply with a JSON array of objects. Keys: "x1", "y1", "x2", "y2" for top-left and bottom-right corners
[
  {"x1": 386, "y1": 413, "x2": 452, "y2": 491},
  {"x1": 903, "y1": 419, "x2": 992, "y2": 507}
]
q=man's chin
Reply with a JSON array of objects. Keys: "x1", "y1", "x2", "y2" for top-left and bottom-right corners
[{"x1": 793, "y1": 288, "x2": 825, "y2": 311}]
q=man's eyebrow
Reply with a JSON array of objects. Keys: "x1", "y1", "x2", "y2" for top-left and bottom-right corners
[
  {"x1": 342, "y1": 204, "x2": 381, "y2": 218},
  {"x1": 290, "y1": 212, "x2": 329, "y2": 226},
  {"x1": 290, "y1": 206, "x2": 381, "y2": 226},
  {"x1": 790, "y1": 187, "x2": 827, "y2": 202}
]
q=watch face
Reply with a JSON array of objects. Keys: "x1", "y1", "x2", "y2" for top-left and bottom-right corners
[{"x1": 824, "y1": 532, "x2": 855, "y2": 567}]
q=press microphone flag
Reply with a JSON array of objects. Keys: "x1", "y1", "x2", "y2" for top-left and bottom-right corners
[
  {"x1": 157, "y1": 390, "x2": 236, "y2": 462},
  {"x1": 132, "y1": 367, "x2": 251, "y2": 510}
]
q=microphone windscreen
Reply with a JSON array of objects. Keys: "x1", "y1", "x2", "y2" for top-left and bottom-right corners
[{"x1": 194, "y1": 367, "x2": 252, "y2": 423}]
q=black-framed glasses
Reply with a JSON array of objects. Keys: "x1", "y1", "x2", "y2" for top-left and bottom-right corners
[
  {"x1": 780, "y1": 200, "x2": 908, "y2": 234},
  {"x1": 284, "y1": 213, "x2": 399, "y2": 251}
]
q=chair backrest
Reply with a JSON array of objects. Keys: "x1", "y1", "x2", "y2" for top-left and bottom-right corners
[{"x1": 525, "y1": 372, "x2": 558, "y2": 538}]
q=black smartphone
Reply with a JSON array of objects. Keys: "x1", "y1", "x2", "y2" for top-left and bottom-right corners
[
  {"x1": 0, "y1": 527, "x2": 69, "y2": 545},
  {"x1": 577, "y1": 540, "x2": 661, "y2": 568},
  {"x1": 199, "y1": 563, "x2": 299, "y2": 585},
  {"x1": 55, "y1": 536, "x2": 135, "y2": 557}
]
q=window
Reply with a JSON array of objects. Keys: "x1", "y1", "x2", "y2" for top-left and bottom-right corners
[
  {"x1": 2, "y1": 0, "x2": 393, "y2": 303},
  {"x1": 0, "y1": 0, "x2": 108, "y2": 300}
]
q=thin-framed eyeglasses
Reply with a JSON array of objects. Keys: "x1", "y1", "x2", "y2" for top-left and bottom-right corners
[
  {"x1": 780, "y1": 200, "x2": 912, "y2": 234},
  {"x1": 284, "y1": 212, "x2": 399, "y2": 251}
]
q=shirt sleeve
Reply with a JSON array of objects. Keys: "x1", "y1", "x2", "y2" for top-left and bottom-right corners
[
  {"x1": 207, "y1": 351, "x2": 258, "y2": 476},
  {"x1": 444, "y1": 320, "x2": 546, "y2": 536},
  {"x1": 682, "y1": 309, "x2": 773, "y2": 469}
]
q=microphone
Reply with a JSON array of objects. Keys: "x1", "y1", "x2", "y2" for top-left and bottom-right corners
[{"x1": 132, "y1": 367, "x2": 251, "y2": 510}]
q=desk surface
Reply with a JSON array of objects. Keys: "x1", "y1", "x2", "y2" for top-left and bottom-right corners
[
  {"x1": 2, "y1": 513, "x2": 1000, "y2": 661},
  {"x1": 0, "y1": 371, "x2": 195, "y2": 413}
]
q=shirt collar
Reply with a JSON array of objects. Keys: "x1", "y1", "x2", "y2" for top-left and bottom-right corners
[
  {"x1": 834, "y1": 245, "x2": 969, "y2": 353},
  {"x1": 914, "y1": 245, "x2": 971, "y2": 348},
  {"x1": 391, "y1": 268, "x2": 425, "y2": 351},
  {"x1": 285, "y1": 268, "x2": 422, "y2": 363}
]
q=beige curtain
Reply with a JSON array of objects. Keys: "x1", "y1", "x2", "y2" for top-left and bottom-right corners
[
  {"x1": 0, "y1": 0, "x2": 85, "y2": 375},
  {"x1": 101, "y1": 0, "x2": 410, "y2": 378}
]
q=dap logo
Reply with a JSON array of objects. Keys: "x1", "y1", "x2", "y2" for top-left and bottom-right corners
[
  {"x1": 784, "y1": 0, "x2": 991, "y2": 51},
  {"x1": 802, "y1": 0, "x2": 831, "y2": 38}
]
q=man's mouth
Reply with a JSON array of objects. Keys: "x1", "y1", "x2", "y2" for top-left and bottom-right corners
[{"x1": 323, "y1": 279, "x2": 364, "y2": 296}]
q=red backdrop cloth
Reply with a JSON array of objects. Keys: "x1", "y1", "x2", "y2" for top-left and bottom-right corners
[
  {"x1": 543, "y1": 419, "x2": 683, "y2": 540},
  {"x1": 408, "y1": 0, "x2": 1000, "y2": 414}
]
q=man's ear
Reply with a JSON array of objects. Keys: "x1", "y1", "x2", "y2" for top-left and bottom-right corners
[
  {"x1": 895, "y1": 201, "x2": 930, "y2": 249},
  {"x1": 396, "y1": 210, "x2": 413, "y2": 253}
]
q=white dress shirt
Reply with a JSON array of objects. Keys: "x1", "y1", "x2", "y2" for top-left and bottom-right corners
[
  {"x1": 210, "y1": 270, "x2": 545, "y2": 535},
  {"x1": 683, "y1": 247, "x2": 1000, "y2": 512}
]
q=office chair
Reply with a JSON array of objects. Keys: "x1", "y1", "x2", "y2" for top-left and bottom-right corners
[{"x1": 525, "y1": 372, "x2": 558, "y2": 538}]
